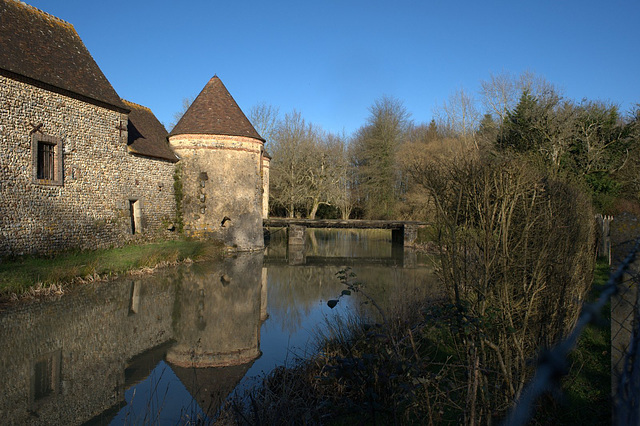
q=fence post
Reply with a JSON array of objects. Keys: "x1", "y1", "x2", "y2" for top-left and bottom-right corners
[{"x1": 596, "y1": 214, "x2": 613, "y2": 264}]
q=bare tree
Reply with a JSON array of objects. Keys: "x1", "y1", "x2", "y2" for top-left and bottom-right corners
[
  {"x1": 411, "y1": 153, "x2": 594, "y2": 423},
  {"x1": 269, "y1": 111, "x2": 315, "y2": 217},
  {"x1": 353, "y1": 95, "x2": 411, "y2": 219},
  {"x1": 302, "y1": 133, "x2": 346, "y2": 219},
  {"x1": 332, "y1": 134, "x2": 357, "y2": 219},
  {"x1": 433, "y1": 87, "x2": 480, "y2": 143},
  {"x1": 480, "y1": 71, "x2": 557, "y2": 124},
  {"x1": 249, "y1": 102, "x2": 280, "y2": 143},
  {"x1": 396, "y1": 120, "x2": 476, "y2": 219},
  {"x1": 169, "y1": 96, "x2": 195, "y2": 131},
  {"x1": 480, "y1": 72, "x2": 518, "y2": 123},
  {"x1": 270, "y1": 116, "x2": 347, "y2": 219}
]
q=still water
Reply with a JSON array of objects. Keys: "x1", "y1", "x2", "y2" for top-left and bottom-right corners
[{"x1": 0, "y1": 229, "x2": 437, "y2": 425}]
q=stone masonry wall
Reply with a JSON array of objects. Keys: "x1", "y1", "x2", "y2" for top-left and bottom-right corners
[
  {"x1": 0, "y1": 274, "x2": 176, "y2": 425},
  {"x1": 262, "y1": 156, "x2": 270, "y2": 219},
  {"x1": 0, "y1": 75, "x2": 176, "y2": 256},
  {"x1": 169, "y1": 134, "x2": 264, "y2": 250}
]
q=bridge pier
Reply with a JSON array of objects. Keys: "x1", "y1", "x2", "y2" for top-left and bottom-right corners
[
  {"x1": 403, "y1": 249, "x2": 417, "y2": 268},
  {"x1": 392, "y1": 224, "x2": 418, "y2": 246},
  {"x1": 288, "y1": 224, "x2": 306, "y2": 245},
  {"x1": 287, "y1": 225, "x2": 306, "y2": 265},
  {"x1": 392, "y1": 228, "x2": 403, "y2": 245}
]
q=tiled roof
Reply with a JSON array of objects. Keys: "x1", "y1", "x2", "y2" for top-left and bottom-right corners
[
  {"x1": 0, "y1": 0, "x2": 126, "y2": 111},
  {"x1": 170, "y1": 76, "x2": 264, "y2": 142},
  {"x1": 124, "y1": 100, "x2": 178, "y2": 162}
]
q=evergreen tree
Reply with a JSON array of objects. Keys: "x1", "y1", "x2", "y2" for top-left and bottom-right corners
[
  {"x1": 477, "y1": 113, "x2": 498, "y2": 147},
  {"x1": 496, "y1": 90, "x2": 542, "y2": 152}
]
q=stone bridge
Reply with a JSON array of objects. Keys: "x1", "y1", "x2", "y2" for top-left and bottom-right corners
[{"x1": 263, "y1": 218, "x2": 426, "y2": 247}]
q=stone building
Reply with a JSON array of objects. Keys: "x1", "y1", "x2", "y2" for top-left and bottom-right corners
[
  {"x1": 262, "y1": 150, "x2": 271, "y2": 219},
  {"x1": 0, "y1": 0, "x2": 268, "y2": 255},
  {"x1": 169, "y1": 76, "x2": 267, "y2": 251},
  {"x1": 0, "y1": 0, "x2": 178, "y2": 256}
]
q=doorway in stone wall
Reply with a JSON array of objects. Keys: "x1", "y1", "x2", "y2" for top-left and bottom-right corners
[{"x1": 129, "y1": 200, "x2": 142, "y2": 234}]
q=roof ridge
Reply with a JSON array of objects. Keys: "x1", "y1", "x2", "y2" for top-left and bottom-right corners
[
  {"x1": 122, "y1": 99, "x2": 153, "y2": 113},
  {"x1": 9, "y1": 0, "x2": 75, "y2": 30}
]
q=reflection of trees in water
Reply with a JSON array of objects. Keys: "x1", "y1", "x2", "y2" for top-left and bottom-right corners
[
  {"x1": 266, "y1": 266, "x2": 344, "y2": 334},
  {"x1": 345, "y1": 266, "x2": 441, "y2": 321},
  {"x1": 307, "y1": 229, "x2": 392, "y2": 258},
  {"x1": 266, "y1": 229, "x2": 394, "y2": 258},
  {"x1": 266, "y1": 264, "x2": 439, "y2": 334}
]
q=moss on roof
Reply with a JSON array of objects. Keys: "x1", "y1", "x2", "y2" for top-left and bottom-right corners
[
  {"x1": 124, "y1": 99, "x2": 178, "y2": 162},
  {"x1": 0, "y1": 0, "x2": 126, "y2": 111}
]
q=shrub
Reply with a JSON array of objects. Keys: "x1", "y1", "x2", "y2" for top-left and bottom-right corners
[{"x1": 410, "y1": 152, "x2": 596, "y2": 423}]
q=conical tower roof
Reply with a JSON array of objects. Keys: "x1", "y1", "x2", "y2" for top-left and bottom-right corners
[{"x1": 170, "y1": 76, "x2": 264, "y2": 141}]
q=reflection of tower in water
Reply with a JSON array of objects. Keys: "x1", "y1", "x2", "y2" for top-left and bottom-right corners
[
  {"x1": 165, "y1": 252, "x2": 266, "y2": 417},
  {"x1": 166, "y1": 253, "x2": 265, "y2": 368}
]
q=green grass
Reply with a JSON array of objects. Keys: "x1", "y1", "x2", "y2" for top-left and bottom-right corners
[
  {"x1": 559, "y1": 258, "x2": 612, "y2": 424},
  {"x1": 0, "y1": 239, "x2": 224, "y2": 298}
]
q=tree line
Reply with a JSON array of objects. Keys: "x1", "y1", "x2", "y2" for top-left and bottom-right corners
[
  {"x1": 243, "y1": 72, "x2": 640, "y2": 423},
  {"x1": 193, "y1": 71, "x2": 640, "y2": 423},
  {"x1": 255, "y1": 71, "x2": 639, "y2": 220}
]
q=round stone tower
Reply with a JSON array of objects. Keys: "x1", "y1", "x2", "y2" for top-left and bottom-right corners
[
  {"x1": 169, "y1": 76, "x2": 265, "y2": 250},
  {"x1": 262, "y1": 150, "x2": 271, "y2": 219}
]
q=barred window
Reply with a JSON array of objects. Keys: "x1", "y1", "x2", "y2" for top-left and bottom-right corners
[
  {"x1": 37, "y1": 141, "x2": 56, "y2": 180},
  {"x1": 32, "y1": 134, "x2": 63, "y2": 185}
]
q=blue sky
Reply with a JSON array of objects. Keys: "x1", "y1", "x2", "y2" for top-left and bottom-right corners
[{"x1": 26, "y1": 0, "x2": 640, "y2": 136}]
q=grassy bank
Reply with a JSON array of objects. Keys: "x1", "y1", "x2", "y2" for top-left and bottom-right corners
[
  {"x1": 0, "y1": 239, "x2": 225, "y2": 300},
  {"x1": 221, "y1": 260, "x2": 613, "y2": 425}
]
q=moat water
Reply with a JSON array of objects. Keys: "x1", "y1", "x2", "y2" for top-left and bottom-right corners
[{"x1": 0, "y1": 229, "x2": 438, "y2": 425}]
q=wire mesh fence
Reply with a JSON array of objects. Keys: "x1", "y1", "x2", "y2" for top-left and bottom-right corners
[
  {"x1": 503, "y1": 224, "x2": 640, "y2": 425},
  {"x1": 611, "y1": 238, "x2": 640, "y2": 426}
]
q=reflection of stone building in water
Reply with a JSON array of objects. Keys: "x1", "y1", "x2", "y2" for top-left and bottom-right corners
[
  {"x1": 167, "y1": 253, "x2": 264, "y2": 368},
  {"x1": 0, "y1": 277, "x2": 176, "y2": 425},
  {"x1": 0, "y1": 0, "x2": 269, "y2": 255},
  {"x1": 165, "y1": 253, "x2": 265, "y2": 418},
  {"x1": 0, "y1": 256, "x2": 266, "y2": 424}
]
